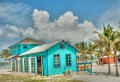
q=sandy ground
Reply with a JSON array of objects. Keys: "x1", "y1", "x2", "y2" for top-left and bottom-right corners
[
  {"x1": 73, "y1": 63, "x2": 120, "y2": 82},
  {"x1": 92, "y1": 63, "x2": 120, "y2": 75},
  {"x1": 0, "y1": 68, "x2": 11, "y2": 74},
  {"x1": 73, "y1": 74, "x2": 120, "y2": 82}
]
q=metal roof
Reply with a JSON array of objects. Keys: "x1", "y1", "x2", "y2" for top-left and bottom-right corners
[{"x1": 9, "y1": 38, "x2": 44, "y2": 48}]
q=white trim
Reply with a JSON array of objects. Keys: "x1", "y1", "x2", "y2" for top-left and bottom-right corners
[
  {"x1": 17, "y1": 58, "x2": 20, "y2": 72},
  {"x1": 22, "y1": 58, "x2": 24, "y2": 73},
  {"x1": 15, "y1": 60, "x2": 16, "y2": 72},
  {"x1": 29, "y1": 57, "x2": 31, "y2": 74},
  {"x1": 30, "y1": 57, "x2": 36, "y2": 74},
  {"x1": 41, "y1": 56, "x2": 43, "y2": 76},
  {"x1": 19, "y1": 59, "x2": 21, "y2": 72},
  {"x1": 35, "y1": 57, "x2": 37, "y2": 74},
  {"x1": 11, "y1": 60, "x2": 12, "y2": 71}
]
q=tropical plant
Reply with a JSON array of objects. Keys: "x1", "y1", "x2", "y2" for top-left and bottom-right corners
[
  {"x1": 93, "y1": 25, "x2": 113, "y2": 74},
  {"x1": 93, "y1": 37, "x2": 106, "y2": 65},
  {"x1": 87, "y1": 42, "x2": 95, "y2": 62},
  {"x1": 94, "y1": 25, "x2": 120, "y2": 76},
  {"x1": 104, "y1": 25, "x2": 120, "y2": 76},
  {"x1": 1, "y1": 49, "x2": 11, "y2": 58},
  {"x1": 74, "y1": 42, "x2": 88, "y2": 62}
]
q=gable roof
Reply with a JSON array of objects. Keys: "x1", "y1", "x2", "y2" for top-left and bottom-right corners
[
  {"x1": 19, "y1": 41, "x2": 61, "y2": 56},
  {"x1": 9, "y1": 38, "x2": 44, "y2": 48}
]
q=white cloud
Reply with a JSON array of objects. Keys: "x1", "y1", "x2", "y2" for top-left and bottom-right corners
[
  {"x1": 0, "y1": 9, "x2": 98, "y2": 43},
  {"x1": 0, "y1": 9, "x2": 98, "y2": 51},
  {"x1": 21, "y1": 27, "x2": 35, "y2": 38},
  {"x1": 55, "y1": 11, "x2": 78, "y2": 29},
  {"x1": 32, "y1": 9, "x2": 49, "y2": 29},
  {"x1": 0, "y1": 28, "x2": 4, "y2": 35},
  {"x1": 5, "y1": 24, "x2": 20, "y2": 38},
  {"x1": 99, "y1": 1, "x2": 120, "y2": 28},
  {"x1": 0, "y1": 3, "x2": 32, "y2": 27},
  {"x1": 22, "y1": 9, "x2": 97, "y2": 43}
]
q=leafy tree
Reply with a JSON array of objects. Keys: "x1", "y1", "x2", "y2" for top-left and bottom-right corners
[
  {"x1": 94, "y1": 25, "x2": 120, "y2": 76},
  {"x1": 1, "y1": 49, "x2": 11, "y2": 58},
  {"x1": 74, "y1": 42, "x2": 88, "y2": 62},
  {"x1": 87, "y1": 42, "x2": 95, "y2": 62},
  {"x1": 93, "y1": 25, "x2": 112, "y2": 74}
]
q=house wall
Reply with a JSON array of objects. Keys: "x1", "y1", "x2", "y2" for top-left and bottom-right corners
[
  {"x1": 21, "y1": 52, "x2": 47, "y2": 76},
  {"x1": 12, "y1": 41, "x2": 77, "y2": 76},
  {"x1": 100, "y1": 57, "x2": 115, "y2": 64},
  {"x1": 19, "y1": 44, "x2": 40, "y2": 54},
  {"x1": 47, "y1": 42, "x2": 77, "y2": 76},
  {"x1": 10, "y1": 44, "x2": 20, "y2": 55},
  {"x1": 10, "y1": 44, "x2": 40, "y2": 55}
]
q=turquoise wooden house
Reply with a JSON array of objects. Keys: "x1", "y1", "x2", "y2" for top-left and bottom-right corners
[{"x1": 8, "y1": 38, "x2": 77, "y2": 76}]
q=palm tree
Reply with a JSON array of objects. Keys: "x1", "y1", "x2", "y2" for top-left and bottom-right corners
[
  {"x1": 109, "y1": 31, "x2": 120, "y2": 76},
  {"x1": 87, "y1": 42, "x2": 95, "y2": 62},
  {"x1": 93, "y1": 37, "x2": 106, "y2": 65},
  {"x1": 93, "y1": 25, "x2": 112, "y2": 74},
  {"x1": 1, "y1": 49, "x2": 11, "y2": 58},
  {"x1": 104, "y1": 25, "x2": 120, "y2": 76},
  {"x1": 74, "y1": 42, "x2": 88, "y2": 62},
  {"x1": 94, "y1": 25, "x2": 120, "y2": 76}
]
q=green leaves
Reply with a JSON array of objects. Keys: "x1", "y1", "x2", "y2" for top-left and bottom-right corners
[{"x1": 1, "y1": 49, "x2": 11, "y2": 58}]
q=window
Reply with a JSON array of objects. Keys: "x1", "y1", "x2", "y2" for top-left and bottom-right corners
[
  {"x1": 54, "y1": 54, "x2": 60, "y2": 68},
  {"x1": 60, "y1": 42, "x2": 64, "y2": 48},
  {"x1": 16, "y1": 61, "x2": 18, "y2": 72},
  {"x1": 31, "y1": 58, "x2": 36, "y2": 73},
  {"x1": 66, "y1": 54, "x2": 71, "y2": 66},
  {"x1": 24, "y1": 58, "x2": 28, "y2": 73},
  {"x1": 12, "y1": 60, "x2": 15, "y2": 71},
  {"x1": 23, "y1": 44, "x2": 27, "y2": 49},
  {"x1": 20, "y1": 59, "x2": 23, "y2": 72}
]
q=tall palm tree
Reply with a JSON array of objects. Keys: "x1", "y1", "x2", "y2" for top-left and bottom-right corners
[
  {"x1": 94, "y1": 25, "x2": 120, "y2": 76},
  {"x1": 104, "y1": 25, "x2": 120, "y2": 76},
  {"x1": 109, "y1": 31, "x2": 120, "y2": 76},
  {"x1": 94, "y1": 25, "x2": 112, "y2": 74}
]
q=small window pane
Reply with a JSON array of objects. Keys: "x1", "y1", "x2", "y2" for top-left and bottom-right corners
[
  {"x1": 31, "y1": 58, "x2": 36, "y2": 73},
  {"x1": 24, "y1": 58, "x2": 28, "y2": 73},
  {"x1": 20, "y1": 59, "x2": 23, "y2": 72},
  {"x1": 66, "y1": 54, "x2": 71, "y2": 66},
  {"x1": 53, "y1": 54, "x2": 60, "y2": 68}
]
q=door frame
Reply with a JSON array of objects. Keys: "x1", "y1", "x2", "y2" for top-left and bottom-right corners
[{"x1": 37, "y1": 56, "x2": 43, "y2": 76}]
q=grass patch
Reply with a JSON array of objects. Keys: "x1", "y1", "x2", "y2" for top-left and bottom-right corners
[{"x1": 0, "y1": 74, "x2": 82, "y2": 82}]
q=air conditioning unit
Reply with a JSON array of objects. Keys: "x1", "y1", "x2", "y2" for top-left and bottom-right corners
[{"x1": 65, "y1": 70, "x2": 72, "y2": 76}]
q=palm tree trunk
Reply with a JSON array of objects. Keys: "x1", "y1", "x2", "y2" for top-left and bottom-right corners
[
  {"x1": 114, "y1": 49, "x2": 119, "y2": 76},
  {"x1": 107, "y1": 52, "x2": 111, "y2": 74},
  {"x1": 100, "y1": 49, "x2": 104, "y2": 66}
]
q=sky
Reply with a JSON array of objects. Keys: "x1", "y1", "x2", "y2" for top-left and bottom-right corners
[{"x1": 0, "y1": 0, "x2": 120, "y2": 51}]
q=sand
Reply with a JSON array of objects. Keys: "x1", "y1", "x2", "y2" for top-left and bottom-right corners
[
  {"x1": 0, "y1": 68, "x2": 11, "y2": 74},
  {"x1": 73, "y1": 63, "x2": 120, "y2": 82}
]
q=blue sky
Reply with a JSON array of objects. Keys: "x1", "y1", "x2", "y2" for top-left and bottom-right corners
[
  {"x1": 0, "y1": 0, "x2": 120, "y2": 51},
  {"x1": 23, "y1": 0, "x2": 116, "y2": 27}
]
